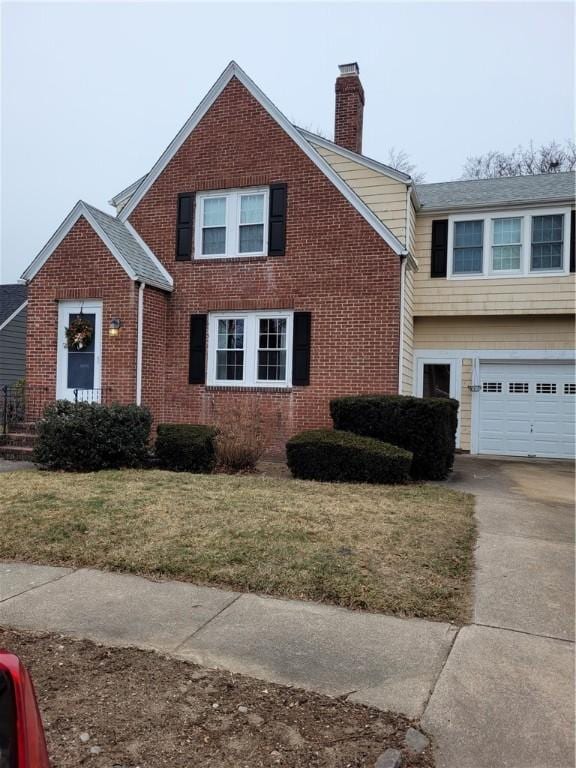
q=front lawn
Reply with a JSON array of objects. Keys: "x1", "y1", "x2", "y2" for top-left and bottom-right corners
[{"x1": 0, "y1": 469, "x2": 475, "y2": 623}]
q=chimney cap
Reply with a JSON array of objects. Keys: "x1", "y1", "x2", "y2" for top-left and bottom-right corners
[{"x1": 338, "y1": 62, "x2": 360, "y2": 77}]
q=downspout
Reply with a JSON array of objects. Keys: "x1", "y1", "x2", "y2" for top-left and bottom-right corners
[
  {"x1": 136, "y1": 281, "x2": 145, "y2": 406},
  {"x1": 398, "y1": 183, "x2": 412, "y2": 395}
]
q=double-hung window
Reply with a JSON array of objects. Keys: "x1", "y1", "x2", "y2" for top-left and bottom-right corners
[
  {"x1": 208, "y1": 312, "x2": 292, "y2": 387},
  {"x1": 195, "y1": 188, "x2": 268, "y2": 259},
  {"x1": 448, "y1": 208, "x2": 570, "y2": 278}
]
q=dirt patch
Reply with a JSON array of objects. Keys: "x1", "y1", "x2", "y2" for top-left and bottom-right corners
[{"x1": 1, "y1": 628, "x2": 435, "y2": 768}]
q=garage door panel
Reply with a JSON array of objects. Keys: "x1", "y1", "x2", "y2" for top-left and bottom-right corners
[{"x1": 479, "y1": 362, "x2": 575, "y2": 459}]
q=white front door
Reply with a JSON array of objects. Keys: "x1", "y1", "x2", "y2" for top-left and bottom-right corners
[
  {"x1": 56, "y1": 301, "x2": 103, "y2": 402},
  {"x1": 415, "y1": 358, "x2": 461, "y2": 447},
  {"x1": 478, "y1": 362, "x2": 576, "y2": 459}
]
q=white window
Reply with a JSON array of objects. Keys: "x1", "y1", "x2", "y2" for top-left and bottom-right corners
[
  {"x1": 195, "y1": 188, "x2": 269, "y2": 259},
  {"x1": 447, "y1": 207, "x2": 570, "y2": 279},
  {"x1": 207, "y1": 311, "x2": 292, "y2": 387}
]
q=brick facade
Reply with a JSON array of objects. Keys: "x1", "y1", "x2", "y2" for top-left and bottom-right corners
[{"x1": 26, "y1": 76, "x2": 401, "y2": 452}]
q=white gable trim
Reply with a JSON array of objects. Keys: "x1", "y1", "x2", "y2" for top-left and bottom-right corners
[
  {"x1": 298, "y1": 128, "x2": 411, "y2": 183},
  {"x1": 0, "y1": 300, "x2": 28, "y2": 333},
  {"x1": 118, "y1": 61, "x2": 407, "y2": 256},
  {"x1": 21, "y1": 201, "x2": 138, "y2": 284}
]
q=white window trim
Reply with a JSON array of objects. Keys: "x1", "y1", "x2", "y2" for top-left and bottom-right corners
[
  {"x1": 194, "y1": 187, "x2": 269, "y2": 260},
  {"x1": 207, "y1": 310, "x2": 293, "y2": 388},
  {"x1": 446, "y1": 207, "x2": 571, "y2": 280}
]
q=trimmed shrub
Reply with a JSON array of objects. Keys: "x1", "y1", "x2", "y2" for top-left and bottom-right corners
[
  {"x1": 286, "y1": 429, "x2": 412, "y2": 484},
  {"x1": 34, "y1": 401, "x2": 152, "y2": 472},
  {"x1": 155, "y1": 424, "x2": 217, "y2": 473},
  {"x1": 330, "y1": 395, "x2": 459, "y2": 480}
]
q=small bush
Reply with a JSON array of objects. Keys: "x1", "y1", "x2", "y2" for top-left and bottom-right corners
[
  {"x1": 34, "y1": 401, "x2": 151, "y2": 472},
  {"x1": 214, "y1": 401, "x2": 276, "y2": 472},
  {"x1": 286, "y1": 429, "x2": 412, "y2": 484},
  {"x1": 330, "y1": 395, "x2": 459, "y2": 480},
  {"x1": 155, "y1": 424, "x2": 217, "y2": 473}
]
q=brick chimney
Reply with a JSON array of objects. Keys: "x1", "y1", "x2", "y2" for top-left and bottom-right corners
[{"x1": 334, "y1": 62, "x2": 364, "y2": 154}]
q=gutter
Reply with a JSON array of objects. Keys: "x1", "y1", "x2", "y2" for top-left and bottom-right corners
[{"x1": 136, "y1": 281, "x2": 145, "y2": 406}]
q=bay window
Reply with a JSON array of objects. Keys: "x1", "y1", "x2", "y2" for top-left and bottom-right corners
[{"x1": 208, "y1": 312, "x2": 292, "y2": 387}]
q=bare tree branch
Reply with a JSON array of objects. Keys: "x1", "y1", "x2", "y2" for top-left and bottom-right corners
[
  {"x1": 386, "y1": 147, "x2": 426, "y2": 183},
  {"x1": 462, "y1": 140, "x2": 576, "y2": 179}
]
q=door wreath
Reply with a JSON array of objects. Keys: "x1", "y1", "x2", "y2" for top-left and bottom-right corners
[{"x1": 65, "y1": 315, "x2": 93, "y2": 351}]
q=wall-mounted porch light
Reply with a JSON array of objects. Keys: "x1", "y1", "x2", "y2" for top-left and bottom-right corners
[{"x1": 108, "y1": 318, "x2": 122, "y2": 338}]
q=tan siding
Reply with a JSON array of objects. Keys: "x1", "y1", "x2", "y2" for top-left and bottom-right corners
[
  {"x1": 413, "y1": 213, "x2": 576, "y2": 315},
  {"x1": 402, "y1": 264, "x2": 415, "y2": 394},
  {"x1": 414, "y1": 315, "x2": 576, "y2": 350},
  {"x1": 315, "y1": 146, "x2": 409, "y2": 244},
  {"x1": 459, "y1": 360, "x2": 473, "y2": 451},
  {"x1": 407, "y1": 198, "x2": 417, "y2": 255}
]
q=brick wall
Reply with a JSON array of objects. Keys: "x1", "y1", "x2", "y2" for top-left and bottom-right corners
[
  {"x1": 26, "y1": 218, "x2": 139, "y2": 418},
  {"x1": 129, "y1": 76, "x2": 400, "y2": 451}
]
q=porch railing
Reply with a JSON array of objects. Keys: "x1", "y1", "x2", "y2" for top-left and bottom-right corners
[
  {"x1": 1, "y1": 385, "x2": 114, "y2": 436},
  {"x1": 1, "y1": 384, "x2": 50, "y2": 436}
]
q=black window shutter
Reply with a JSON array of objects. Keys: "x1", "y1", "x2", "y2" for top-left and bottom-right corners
[
  {"x1": 570, "y1": 210, "x2": 575, "y2": 273},
  {"x1": 431, "y1": 219, "x2": 448, "y2": 278},
  {"x1": 292, "y1": 312, "x2": 311, "y2": 386},
  {"x1": 189, "y1": 314, "x2": 207, "y2": 384},
  {"x1": 268, "y1": 184, "x2": 287, "y2": 256},
  {"x1": 176, "y1": 193, "x2": 194, "y2": 261}
]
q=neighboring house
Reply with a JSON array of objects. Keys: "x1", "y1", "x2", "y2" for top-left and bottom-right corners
[
  {"x1": 0, "y1": 284, "x2": 27, "y2": 389},
  {"x1": 19, "y1": 62, "x2": 576, "y2": 459}
]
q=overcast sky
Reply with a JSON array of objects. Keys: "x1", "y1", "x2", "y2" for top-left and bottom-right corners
[{"x1": 1, "y1": 1, "x2": 574, "y2": 283}]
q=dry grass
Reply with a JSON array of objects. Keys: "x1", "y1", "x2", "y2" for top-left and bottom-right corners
[{"x1": 0, "y1": 469, "x2": 476, "y2": 623}]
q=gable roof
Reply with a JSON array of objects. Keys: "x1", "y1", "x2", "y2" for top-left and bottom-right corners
[
  {"x1": 109, "y1": 175, "x2": 148, "y2": 210},
  {"x1": 416, "y1": 171, "x2": 576, "y2": 211},
  {"x1": 117, "y1": 61, "x2": 407, "y2": 257},
  {"x1": 0, "y1": 284, "x2": 27, "y2": 328},
  {"x1": 21, "y1": 201, "x2": 173, "y2": 291}
]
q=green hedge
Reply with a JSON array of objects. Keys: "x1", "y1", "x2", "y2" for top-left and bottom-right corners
[
  {"x1": 155, "y1": 424, "x2": 217, "y2": 473},
  {"x1": 286, "y1": 429, "x2": 412, "y2": 484},
  {"x1": 330, "y1": 395, "x2": 458, "y2": 480},
  {"x1": 34, "y1": 401, "x2": 151, "y2": 472}
]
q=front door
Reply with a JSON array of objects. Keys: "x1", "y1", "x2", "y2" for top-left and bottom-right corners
[
  {"x1": 416, "y1": 358, "x2": 461, "y2": 447},
  {"x1": 56, "y1": 301, "x2": 102, "y2": 401}
]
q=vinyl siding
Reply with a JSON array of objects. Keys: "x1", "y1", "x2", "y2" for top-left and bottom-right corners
[
  {"x1": 402, "y1": 264, "x2": 415, "y2": 394},
  {"x1": 459, "y1": 360, "x2": 473, "y2": 451},
  {"x1": 0, "y1": 306, "x2": 27, "y2": 388},
  {"x1": 413, "y1": 315, "x2": 576, "y2": 350},
  {"x1": 407, "y1": 197, "x2": 417, "y2": 255},
  {"x1": 315, "y1": 146, "x2": 409, "y2": 244},
  {"x1": 413, "y1": 213, "x2": 576, "y2": 315}
]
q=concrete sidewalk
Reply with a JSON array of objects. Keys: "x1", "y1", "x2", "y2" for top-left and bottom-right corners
[{"x1": 0, "y1": 561, "x2": 456, "y2": 719}]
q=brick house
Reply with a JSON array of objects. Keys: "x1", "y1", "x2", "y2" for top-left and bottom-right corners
[{"x1": 17, "y1": 61, "x2": 576, "y2": 459}]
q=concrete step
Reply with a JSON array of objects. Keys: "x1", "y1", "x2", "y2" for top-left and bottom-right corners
[
  {"x1": 9, "y1": 422, "x2": 37, "y2": 434},
  {"x1": 0, "y1": 445, "x2": 35, "y2": 462}
]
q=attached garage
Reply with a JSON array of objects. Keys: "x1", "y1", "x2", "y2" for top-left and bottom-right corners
[{"x1": 478, "y1": 362, "x2": 576, "y2": 459}]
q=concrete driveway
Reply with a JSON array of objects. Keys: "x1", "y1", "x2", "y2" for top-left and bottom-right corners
[{"x1": 422, "y1": 455, "x2": 575, "y2": 768}]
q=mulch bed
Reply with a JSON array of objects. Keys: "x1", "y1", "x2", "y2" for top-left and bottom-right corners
[{"x1": 1, "y1": 628, "x2": 435, "y2": 768}]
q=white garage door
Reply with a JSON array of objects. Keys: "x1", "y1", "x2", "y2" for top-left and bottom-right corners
[{"x1": 479, "y1": 362, "x2": 576, "y2": 459}]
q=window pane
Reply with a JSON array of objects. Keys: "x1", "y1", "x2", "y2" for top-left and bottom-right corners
[
  {"x1": 531, "y1": 215, "x2": 564, "y2": 270},
  {"x1": 258, "y1": 350, "x2": 286, "y2": 381},
  {"x1": 67, "y1": 353, "x2": 95, "y2": 389},
  {"x1": 493, "y1": 217, "x2": 521, "y2": 245},
  {"x1": 493, "y1": 244, "x2": 521, "y2": 271},
  {"x1": 203, "y1": 197, "x2": 226, "y2": 227},
  {"x1": 217, "y1": 319, "x2": 244, "y2": 350},
  {"x1": 216, "y1": 351, "x2": 244, "y2": 380},
  {"x1": 239, "y1": 224, "x2": 264, "y2": 253},
  {"x1": 532, "y1": 215, "x2": 563, "y2": 244},
  {"x1": 202, "y1": 227, "x2": 226, "y2": 255},
  {"x1": 423, "y1": 364, "x2": 451, "y2": 398},
  {"x1": 240, "y1": 194, "x2": 264, "y2": 225},
  {"x1": 454, "y1": 220, "x2": 483, "y2": 247},
  {"x1": 454, "y1": 247, "x2": 483, "y2": 273},
  {"x1": 531, "y1": 243, "x2": 563, "y2": 270}
]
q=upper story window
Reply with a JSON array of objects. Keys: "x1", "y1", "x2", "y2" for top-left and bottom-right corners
[
  {"x1": 447, "y1": 208, "x2": 571, "y2": 279},
  {"x1": 195, "y1": 188, "x2": 269, "y2": 259}
]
